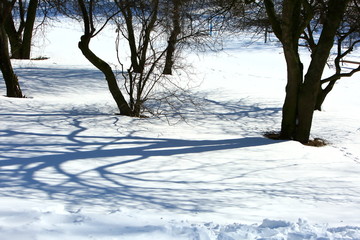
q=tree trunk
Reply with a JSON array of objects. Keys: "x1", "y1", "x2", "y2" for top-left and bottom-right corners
[
  {"x1": 77, "y1": 0, "x2": 132, "y2": 116},
  {"x1": 278, "y1": 0, "x2": 303, "y2": 139},
  {"x1": 3, "y1": 0, "x2": 38, "y2": 59},
  {"x1": 0, "y1": 23, "x2": 23, "y2": 97},
  {"x1": 4, "y1": 15, "x2": 23, "y2": 59},
  {"x1": 78, "y1": 35, "x2": 133, "y2": 116},
  {"x1": 266, "y1": 0, "x2": 304, "y2": 140},
  {"x1": 122, "y1": 5, "x2": 142, "y2": 73},
  {"x1": 265, "y1": 0, "x2": 350, "y2": 143},
  {"x1": 294, "y1": 0, "x2": 350, "y2": 143},
  {"x1": 295, "y1": 79, "x2": 319, "y2": 143},
  {"x1": 280, "y1": 47, "x2": 303, "y2": 139},
  {"x1": 280, "y1": 60, "x2": 302, "y2": 140},
  {"x1": 20, "y1": 0, "x2": 38, "y2": 59},
  {"x1": 314, "y1": 80, "x2": 336, "y2": 111},
  {"x1": 163, "y1": 0, "x2": 181, "y2": 75}
]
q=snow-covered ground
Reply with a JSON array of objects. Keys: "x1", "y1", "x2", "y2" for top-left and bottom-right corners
[{"x1": 1, "y1": 19, "x2": 360, "y2": 240}]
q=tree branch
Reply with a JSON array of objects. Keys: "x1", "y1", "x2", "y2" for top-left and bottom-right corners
[
  {"x1": 321, "y1": 65, "x2": 360, "y2": 84},
  {"x1": 263, "y1": 0, "x2": 282, "y2": 40}
]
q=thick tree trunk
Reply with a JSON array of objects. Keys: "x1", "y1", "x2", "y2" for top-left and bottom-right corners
[
  {"x1": 78, "y1": 35, "x2": 133, "y2": 116},
  {"x1": 274, "y1": 0, "x2": 304, "y2": 140},
  {"x1": 0, "y1": 24, "x2": 23, "y2": 97},
  {"x1": 264, "y1": 0, "x2": 351, "y2": 144},
  {"x1": 295, "y1": 79, "x2": 319, "y2": 143},
  {"x1": 294, "y1": 0, "x2": 350, "y2": 143},
  {"x1": 280, "y1": 48, "x2": 303, "y2": 139}
]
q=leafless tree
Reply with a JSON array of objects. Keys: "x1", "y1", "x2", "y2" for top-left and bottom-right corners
[
  {"x1": 4, "y1": 0, "x2": 39, "y2": 59},
  {"x1": 264, "y1": 0, "x2": 352, "y2": 143},
  {"x1": 308, "y1": 0, "x2": 360, "y2": 110},
  {"x1": 0, "y1": 0, "x2": 23, "y2": 97},
  {"x1": 77, "y1": 0, "x2": 133, "y2": 116},
  {"x1": 112, "y1": 0, "x2": 228, "y2": 117},
  {"x1": 67, "y1": 0, "x2": 249, "y2": 117}
]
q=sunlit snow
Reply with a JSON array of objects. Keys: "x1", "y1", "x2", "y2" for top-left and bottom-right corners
[{"x1": 1, "y1": 19, "x2": 360, "y2": 240}]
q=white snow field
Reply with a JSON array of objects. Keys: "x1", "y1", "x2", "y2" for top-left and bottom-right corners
[{"x1": 1, "y1": 19, "x2": 360, "y2": 240}]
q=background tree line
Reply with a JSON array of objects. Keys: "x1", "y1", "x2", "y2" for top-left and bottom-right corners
[{"x1": 0, "y1": 0, "x2": 359, "y2": 144}]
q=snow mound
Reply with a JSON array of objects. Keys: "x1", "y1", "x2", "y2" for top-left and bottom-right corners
[
  {"x1": 209, "y1": 219, "x2": 360, "y2": 240},
  {"x1": 1, "y1": 204, "x2": 359, "y2": 240}
]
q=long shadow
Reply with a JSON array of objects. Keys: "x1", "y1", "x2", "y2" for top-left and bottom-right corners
[
  {"x1": 0, "y1": 115, "x2": 278, "y2": 212},
  {"x1": 3, "y1": 59, "x2": 357, "y2": 217},
  {"x1": 2, "y1": 100, "x2": 358, "y2": 215}
]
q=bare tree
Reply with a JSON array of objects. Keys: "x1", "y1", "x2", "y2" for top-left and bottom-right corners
[
  {"x1": 113, "y1": 0, "x2": 221, "y2": 117},
  {"x1": 311, "y1": 0, "x2": 360, "y2": 110},
  {"x1": 73, "y1": 0, "x2": 245, "y2": 117},
  {"x1": 264, "y1": 0, "x2": 351, "y2": 143},
  {"x1": 0, "y1": 0, "x2": 23, "y2": 97},
  {"x1": 114, "y1": 0, "x2": 166, "y2": 117},
  {"x1": 5, "y1": 0, "x2": 39, "y2": 59},
  {"x1": 77, "y1": 0, "x2": 133, "y2": 116},
  {"x1": 162, "y1": 0, "x2": 181, "y2": 75}
]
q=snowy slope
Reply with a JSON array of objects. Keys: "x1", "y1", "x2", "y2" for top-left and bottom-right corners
[{"x1": 1, "y1": 19, "x2": 360, "y2": 240}]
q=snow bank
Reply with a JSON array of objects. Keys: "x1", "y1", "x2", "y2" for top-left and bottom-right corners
[{"x1": 1, "y1": 203, "x2": 359, "y2": 240}]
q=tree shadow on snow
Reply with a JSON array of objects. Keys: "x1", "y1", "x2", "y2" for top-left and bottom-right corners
[
  {"x1": 0, "y1": 114, "x2": 280, "y2": 213},
  {"x1": 1, "y1": 65, "x2": 289, "y2": 213}
]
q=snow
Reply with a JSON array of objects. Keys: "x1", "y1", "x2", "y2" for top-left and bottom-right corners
[{"x1": 1, "y1": 19, "x2": 360, "y2": 239}]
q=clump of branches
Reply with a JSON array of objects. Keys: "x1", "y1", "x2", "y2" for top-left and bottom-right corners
[
  {"x1": 60, "y1": 0, "x2": 251, "y2": 117},
  {"x1": 112, "y1": 0, "x2": 231, "y2": 117},
  {"x1": 5, "y1": 0, "x2": 62, "y2": 60}
]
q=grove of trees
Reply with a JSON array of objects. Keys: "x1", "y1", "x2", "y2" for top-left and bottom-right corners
[{"x1": 0, "y1": 0, "x2": 359, "y2": 144}]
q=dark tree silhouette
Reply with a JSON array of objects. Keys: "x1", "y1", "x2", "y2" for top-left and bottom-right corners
[
  {"x1": 0, "y1": 0, "x2": 23, "y2": 97},
  {"x1": 77, "y1": 0, "x2": 133, "y2": 116},
  {"x1": 264, "y1": 0, "x2": 351, "y2": 143},
  {"x1": 5, "y1": 0, "x2": 38, "y2": 59}
]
